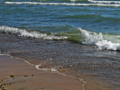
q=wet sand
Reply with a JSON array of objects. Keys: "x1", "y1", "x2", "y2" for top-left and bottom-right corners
[
  {"x1": 0, "y1": 55, "x2": 83, "y2": 90},
  {"x1": 0, "y1": 55, "x2": 111, "y2": 90},
  {"x1": 0, "y1": 33, "x2": 118, "y2": 90}
]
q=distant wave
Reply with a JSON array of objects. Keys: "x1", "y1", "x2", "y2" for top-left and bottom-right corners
[
  {"x1": 0, "y1": 26, "x2": 67, "y2": 40},
  {"x1": 88, "y1": 0, "x2": 120, "y2": 4},
  {"x1": 5, "y1": 1, "x2": 120, "y2": 7},
  {"x1": 59, "y1": 14, "x2": 120, "y2": 22}
]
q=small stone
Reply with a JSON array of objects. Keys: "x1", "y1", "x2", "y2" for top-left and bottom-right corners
[
  {"x1": 24, "y1": 75, "x2": 28, "y2": 77},
  {"x1": 10, "y1": 75, "x2": 14, "y2": 78}
]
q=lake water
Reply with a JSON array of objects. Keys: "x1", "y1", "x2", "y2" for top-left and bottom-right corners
[{"x1": 0, "y1": 0, "x2": 120, "y2": 90}]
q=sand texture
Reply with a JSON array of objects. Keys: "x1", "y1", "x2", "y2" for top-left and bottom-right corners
[{"x1": 0, "y1": 55, "x2": 83, "y2": 90}]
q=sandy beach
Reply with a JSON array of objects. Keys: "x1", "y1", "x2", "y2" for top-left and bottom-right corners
[
  {"x1": 0, "y1": 55, "x2": 84, "y2": 90},
  {"x1": 0, "y1": 55, "x2": 111, "y2": 90}
]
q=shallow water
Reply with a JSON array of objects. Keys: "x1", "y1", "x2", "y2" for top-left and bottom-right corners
[{"x1": 0, "y1": 33, "x2": 120, "y2": 90}]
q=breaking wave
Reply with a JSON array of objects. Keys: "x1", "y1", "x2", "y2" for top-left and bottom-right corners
[
  {"x1": 88, "y1": 0, "x2": 120, "y2": 4},
  {"x1": 79, "y1": 28, "x2": 120, "y2": 51},
  {"x1": 0, "y1": 26, "x2": 67, "y2": 40},
  {"x1": 1, "y1": 26, "x2": 120, "y2": 51},
  {"x1": 5, "y1": 1, "x2": 120, "y2": 7}
]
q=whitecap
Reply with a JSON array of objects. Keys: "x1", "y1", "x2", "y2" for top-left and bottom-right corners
[
  {"x1": 0, "y1": 26, "x2": 67, "y2": 40},
  {"x1": 5, "y1": 1, "x2": 120, "y2": 7},
  {"x1": 79, "y1": 28, "x2": 120, "y2": 51},
  {"x1": 88, "y1": 0, "x2": 120, "y2": 4}
]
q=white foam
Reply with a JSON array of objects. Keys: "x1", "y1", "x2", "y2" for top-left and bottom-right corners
[
  {"x1": 35, "y1": 64, "x2": 86, "y2": 90},
  {"x1": 96, "y1": 40, "x2": 120, "y2": 50},
  {"x1": 0, "y1": 26, "x2": 67, "y2": 40},
  {"x1": 79, "y1": 28, "x2": 120, "y2": 51},
  {"x1": 70, "y1": 0, "x2": 77, "y2": 2},
  {"x1": 80, "y1": 28, "x2": 103, "y2": 44},
  {"x1": 35, "y1": 64, "x2": 58, "y2": 72},
  {"x1": 0, "y1": 54, "x2": 6, "y2": 56},
  {"x1": 5, "y1": 1, "x2": 120, "y2": 7},
  {"x1": 7, "y1": 54, "x2": 86, "y2": 90},
  {"x1": 88, "y1": 0, "x2": 120, "y2": 4}
]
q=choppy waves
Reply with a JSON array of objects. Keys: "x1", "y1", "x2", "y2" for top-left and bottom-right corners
[
  {"x1": 0, "y1": 26, "x2": 67, "y2": 40},
  {"x1": 5, "y1": 1, "x2": 120, "y2": 7},
  {"x1": 1, "y1": 26, "x2": 120, "y2": 51}
]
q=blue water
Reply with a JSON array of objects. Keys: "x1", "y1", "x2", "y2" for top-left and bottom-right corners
[{"x1": 0, "y1": 0, "x2": 120, "y2": 34}]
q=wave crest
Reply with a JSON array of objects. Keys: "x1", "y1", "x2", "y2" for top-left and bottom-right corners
[
  {"x1": 88, "y1": 0, "x2": 120, "y2": 4},
  {"x1": 79, "y1": 28, "x2": 120, "y2": 51},
  {"x1": 5, "y1": 1, "x2": 120, "y2": 7},
  {"x1": 0, "y1": 26, "x2": 67, "y2": 40}
]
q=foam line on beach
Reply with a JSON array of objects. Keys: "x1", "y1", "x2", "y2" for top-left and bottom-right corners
[
  {"x1": 35, "y1": 64, "x2": 58, "y2": 72},
  {"x1": 7, "y1": 54, "x2": 86, "y2": 90},
  {"x1": 35, "y1": 64, "x2": 86, "y2": 90},
  {"x1": 5, "y1": 1, "x2": 120, "y2": 7}
]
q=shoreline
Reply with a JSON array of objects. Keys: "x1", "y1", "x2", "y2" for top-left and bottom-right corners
[
  {"x1": 0, "y1": 33, "x2": 118, "y2": 90},
  {"x1": 0, "y1": 55, "x2": 84, "y2": 90},
  {"x1": 0, "y1": 54, "x2": 111, "y2": 90}
]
